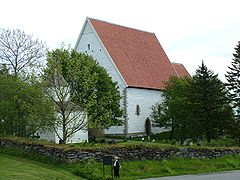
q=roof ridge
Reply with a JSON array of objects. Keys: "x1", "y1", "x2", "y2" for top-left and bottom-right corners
[
  {"x1": 171, "y1": 62, "x2": 183, "y2": 65},
  {"x1": 171, "y1": 63, "x2": 180, "y2": 77},
  {"x1": 88, "y1": 17, "x2": 155, "y2": 35}
]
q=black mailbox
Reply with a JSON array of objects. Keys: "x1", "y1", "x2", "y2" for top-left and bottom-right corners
[
  {"x1": 103, "y1": 156, "x2": 112, "y2": 165},
  {"x1": 103, "y1": 156, "x2": 113, "y2": 178}
]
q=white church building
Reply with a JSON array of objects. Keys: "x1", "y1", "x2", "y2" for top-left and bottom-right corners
[{"x1": 75, "y1": 17, "x2": 189, "y2": 136}]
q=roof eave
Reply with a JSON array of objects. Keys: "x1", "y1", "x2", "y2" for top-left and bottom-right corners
[
  {"x1": 127, "y1": 85, "x2": 163, "y2": 91},
  {"x1": 74, "y1": 17, "x2": 89, "y2": 50}
]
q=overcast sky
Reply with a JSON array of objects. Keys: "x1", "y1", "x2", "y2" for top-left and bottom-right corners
[{"x1": 1, "y1": 0, "x2": 240, "y2": 80}]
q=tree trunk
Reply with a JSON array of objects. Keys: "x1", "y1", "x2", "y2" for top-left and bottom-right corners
[{"x1": 62, "y1": 113, "x2": 67, "y2": 144}]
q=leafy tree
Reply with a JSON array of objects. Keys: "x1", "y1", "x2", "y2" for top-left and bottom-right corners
[
  {"x1": 189, "y1": 61, "x2": 234, "y2": 142},
  {"x1": 151, "y1": 76, "x2": 192, "y2": 143},
  {"x1": 0, "y1": 28, "x2": 46, "y2": 78},
  {"x1": 225, "y1": 41, "x2": 240, "y2": 118},
  {"x1": 0, "y1": 74, "x2": 55, "y2": 137},
  {"x1": 0, "y1": 64, "x2": 9, "y2": 75},
  {"x1": 44, "y1": 48, "x2": 123, "y2": 143}
]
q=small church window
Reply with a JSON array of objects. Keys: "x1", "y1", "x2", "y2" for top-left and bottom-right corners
[
  {"x1": 136, "y1": 105, "x2": 140, "y2": 116},
  {"x1": 88, "y1": 44, "x2": 91, "y2": 50}
]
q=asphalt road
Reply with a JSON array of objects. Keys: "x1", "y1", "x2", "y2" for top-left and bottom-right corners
[{"x1": 142, "y1": 170, "x2": 240, "y2": 180}]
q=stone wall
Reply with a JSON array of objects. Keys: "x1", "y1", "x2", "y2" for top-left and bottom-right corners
[{"x1": 1, "y1": 139, "x2": 240, "y2": 164}]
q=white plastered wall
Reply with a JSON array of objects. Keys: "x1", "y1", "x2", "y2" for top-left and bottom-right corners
[
  {"x1": 37, "y1": 111, "x2": 88, "y2": 144},
  {"x1": 127, "y1": 88, "x2": 165, "y2": 134},
  {"x1": 75, "y1": 21, "x2": 126, "y2": 134}
]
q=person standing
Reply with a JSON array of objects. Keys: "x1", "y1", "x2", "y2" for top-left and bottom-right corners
[{"x1": 113, "y1": 156, "x2": 120, "y2": 178}]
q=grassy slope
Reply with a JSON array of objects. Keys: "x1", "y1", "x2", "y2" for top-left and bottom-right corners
[
  {"x1": 1, "y1": 153, "x2": 240, "y2": 180},
  {"x1": 0, "y1": 154, "x2": 84, "y2": 180},
  {"x1": 1, "y1": 136, "x2": 240, "y2": 179},
  {"x1": 120, "y1": 156, "x2": 240, "y2": 179}
]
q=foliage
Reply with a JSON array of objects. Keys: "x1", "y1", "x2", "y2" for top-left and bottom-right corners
[
  {"x1": 189, "y1": 61, "x2": 235, "y2": 142},
  {"x1": 151, "y1": 76, "x2": 192, "y2": 143},
  {"x1": 44, "y1": 48, "x2": 123, "y2": 143},
  {"x1": 0, "y1": 73, "x2": 55, "y2": 137},
  {"x1": 0, "y1": 64, "x2": 8, "y2": 75},
  {"x1": 225, "y1": 41, "x2": 240, "y2": 118},
  {"x1": 0, "y1": 28, "x2": 47, "y2": 78},
  {"x1": 225, "y1": 42, "x2": 240, "y2": 144},
  {"x1": 151, "y1": 62, "x2": 235, "y2": 143}
]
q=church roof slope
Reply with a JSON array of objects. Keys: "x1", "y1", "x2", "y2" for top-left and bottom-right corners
[
  {"x1": 89, "y1": 18, "x2": 187, "y2": 90},
  {"x1": 172, "y1": 63, "x2": 191, "y2": 78}
]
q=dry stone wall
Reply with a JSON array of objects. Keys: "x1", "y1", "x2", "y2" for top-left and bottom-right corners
[{"x1": 1, "y1": 139, "x2": 240, "y2": 163}]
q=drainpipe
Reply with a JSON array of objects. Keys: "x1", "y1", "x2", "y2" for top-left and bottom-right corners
[{"x1": 123, "y1": 87, "x2": 128, "y2": 139}]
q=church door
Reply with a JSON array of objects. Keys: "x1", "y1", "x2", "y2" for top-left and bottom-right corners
[{"x1": 145, "y1": 118, "x2": 151, "y2": 137}]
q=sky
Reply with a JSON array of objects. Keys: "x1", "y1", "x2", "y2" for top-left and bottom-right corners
[{"x1": 0, "y1": 0, "x2": 240, "y2": 81}]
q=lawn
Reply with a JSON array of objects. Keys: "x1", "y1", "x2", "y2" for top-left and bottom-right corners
[
  {"x1": 0, "y1": 154, "x2": 84, "y2": 180},
  {"x1": 119, "y1": 156, "x2": 240, "y2": 179},
  {"x1": 63, "y1": 155, "x2": 240, "y2": 180},
  {"x1": 1, "y1": 136, "x2": 240, "y2": 179},
  {"x1": 1, "y1": 152, "x2": 240, "y2": 180}
]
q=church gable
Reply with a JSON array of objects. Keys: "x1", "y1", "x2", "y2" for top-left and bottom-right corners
[{"x1": 75, "y1": 18, "x2": 127, "y2": 91}]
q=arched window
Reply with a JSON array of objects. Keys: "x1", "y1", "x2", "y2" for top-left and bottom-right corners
[{"x1": 136, "y1": 105, "x2": 140, "y2": 116}]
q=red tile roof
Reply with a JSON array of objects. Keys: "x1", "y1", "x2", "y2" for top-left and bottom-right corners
[
  {"x1": 172, "y1": 63, "x2": 191, "y2": 78},
  {"x1": 89, "y1": 18, "x2": 189, "y2": 90}
]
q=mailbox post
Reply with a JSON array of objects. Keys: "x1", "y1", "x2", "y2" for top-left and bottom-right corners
[{"x1": 103, "y1": 156, "x2": 113, "y2": 179}]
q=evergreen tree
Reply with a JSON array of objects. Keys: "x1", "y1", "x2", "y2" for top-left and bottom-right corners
[
  {"x1": 225, "y1": 41, "x2": 240, "y2": 118},
  {"x1": 151, "y1": 76, "x2": 192, "y2": 143},
  {"x1": 189, "y1": 61, "x2": 234, "y2": 142}
]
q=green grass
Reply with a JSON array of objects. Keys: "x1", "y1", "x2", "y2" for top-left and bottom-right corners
[
  {"x1": 1, "y1": 136, "x2": 240, "y2": 179},
  {"x1": 1, "y1": 152, "x2": 240, "y2": 180},
  {"x1": 0, "y1": 154, "x2": 83, "y2": 180},
  {"x1": 62, "y1": 155, "x2": 240, "y2": 180},
  {"x1": 119, "y1": 156, "x2": 240, "y2": 179},
  {"x1": 78, "y1": 156, "x2": 240, "y2": 180}
]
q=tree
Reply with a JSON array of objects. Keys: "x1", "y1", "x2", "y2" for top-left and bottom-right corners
[
  {"x1": 225, "y1": 41, "x2": 240, "y2": 118},
  {"x1": 0, "y1": 73, "x2": 55, "y2": 137},
  {"x1": 225, "y1": 41, "x2": 240, "y2": 144},
  {"x1": 0, "y1": 28, "x2": 47, "y2": 78},
  {"x1": 0, "y1": 64, "x2": 9, "y2": 75},
  {"x1": 151, "y1": 62, "x2": 235, "y2": 144},
  {"x1": 44, "y1": 48, "x2": 123, "y2": 143},
  {"x1": 189, "y1": 61, "x2": 234, "y2": 142},
  {"x1": 150, "y1": 76, "x2": 192, "y2": 143}
]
